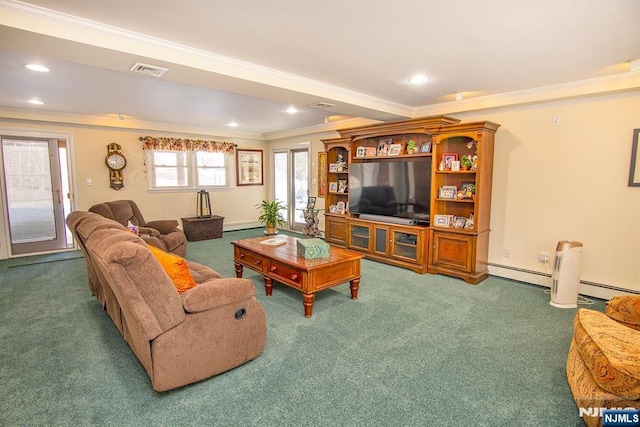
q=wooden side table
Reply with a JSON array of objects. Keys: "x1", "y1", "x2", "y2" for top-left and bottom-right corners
[{"x1": 181, "y1": 215, "x2": 224, "y2": 241}]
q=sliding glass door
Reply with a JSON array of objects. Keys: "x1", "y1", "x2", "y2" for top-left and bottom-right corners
[{"x1": 272, "y1": 147, "x2": 309, "y2": 232}]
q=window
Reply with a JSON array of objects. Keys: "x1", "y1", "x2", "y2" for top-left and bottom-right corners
[{"x1": 146, "y1": 150, "x2": 230, "y2": 190}]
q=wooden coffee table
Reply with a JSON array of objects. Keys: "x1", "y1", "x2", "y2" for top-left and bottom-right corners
[{"x1": 232, "y1": 235, "x2": 363, "y2": 317}]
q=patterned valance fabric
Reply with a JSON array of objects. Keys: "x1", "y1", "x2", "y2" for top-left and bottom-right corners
[{"x1": 139, "y1": 136, "x2": 237, "y2": 154}]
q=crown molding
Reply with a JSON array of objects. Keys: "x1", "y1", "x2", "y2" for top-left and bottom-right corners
[
  {"x1": 412, "y1": 71, "x2": 640, "y2": 117},
  {"x1": 0, "y1": 107, "x2": 265, "y2": 141},
  {"x1": 263, "y1": 117, "x2": 383, "y2": 141},
  {"x1": 0, "y1": 0, "x2": 411, "y2": 118}
]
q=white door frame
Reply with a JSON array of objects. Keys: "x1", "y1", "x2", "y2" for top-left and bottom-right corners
[{"x1": 0, "y1": 128, "x2": 77, "y2": 259}]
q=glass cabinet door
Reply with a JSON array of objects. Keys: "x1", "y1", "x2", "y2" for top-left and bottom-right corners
[
  {"x1": 391, "y1": 230, "x2": 419, "y2": 261},
  {"x1": 374, "y1": 226, "x2": 388, "y2": 256},
  {"x1": 349, "y1": 224, "x2": 371, "y2": 251}
]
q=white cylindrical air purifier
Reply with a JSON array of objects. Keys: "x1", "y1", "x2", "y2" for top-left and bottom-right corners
[{"x1": 550, "y1": 241, "x2": 583, "y2": 308}]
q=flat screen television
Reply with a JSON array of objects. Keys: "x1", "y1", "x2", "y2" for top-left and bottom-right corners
[{"x1": 348, "y1": 158, "x2": 432, "y2": 222}]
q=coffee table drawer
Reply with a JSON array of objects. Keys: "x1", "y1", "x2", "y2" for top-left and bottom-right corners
[
  {"x1": 267, "y1": 260, "x2": 303, "y2": 289},
  {"x1": 236, "y1": 248, "x2": 265, "y2": 271}
]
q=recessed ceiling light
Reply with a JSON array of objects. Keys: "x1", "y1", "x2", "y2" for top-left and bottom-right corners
[
  {"x1": 409, "y1": 75, "x2": 429, "y2": 84},
  {"x1": 228, "y1": 121, "x2": 238, "y2": 127},
  {"x1": 27, "y1": 98, "x2": 44, "y2": 105},
  {"x1": 286, "y1": 106, "x2": 298, "y2": 114},
  {"x1": 455, "y1": 92, "x2": 464, "y2": 101},
  {"x1": 26, "y1": 64, "x2": 50, "y2": 72}
]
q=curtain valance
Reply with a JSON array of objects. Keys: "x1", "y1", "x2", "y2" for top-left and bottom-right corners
[{"x1": 139, "y1": 136, "x2": 237, "y2": 154}]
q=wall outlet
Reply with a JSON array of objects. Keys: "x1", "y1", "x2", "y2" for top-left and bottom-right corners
[
  {"x1": 503, "y1": 248, "x2": 511, "y2": 258},
  {"x1": 538, "y1": 251, "x2": 550, "y2": 263}
]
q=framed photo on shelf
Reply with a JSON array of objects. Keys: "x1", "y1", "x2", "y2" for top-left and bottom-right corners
[
  {"x1": 365, "y1": 147, "x2": 377, "y2": 157},
  {"x1": 355, "y1": 146, "x2": 366, "y2": 158},
  {"x1": 377, "y1": 138, "x2": 391, "y2": 156},
  {"x1": 441, "y1": 153, "x2": 459, "y2": 171},
  {"x1": 329, "y1": 182, "x2": 338, "y2": 193},
  {"x1": 433, "y1": 214, "x2": 450, "y2": 227},
  {"x1": 438, "y1": 186, "x2": 457, "y2": 199},
  {"x1": 236, "y1": 149, "x2": 263, "y2": 186},
  {"x1": 388, "y1": 143, "x2": 403, "y2": 156},
  {"x1": 452, "y1": 216, "x2": 467, "y2": 229},
  {"x1": 420, "y1": 142, "x2": 431, "y2": 153},
  {"x1": 336, "y1": 201, "x2": 346, "y2": 214},
  {"x1": 451, "y1": 160, "x2": 461, "y2": 171},
  {"x1": 461, "y1": 181, "x2": 475, "y2": 198},
  {"x1": 329, "y1": 163, "x2": 338, "y2": 172},
  {"x1": 338, "y1": 180, "x2": 347, "y2": 193}
]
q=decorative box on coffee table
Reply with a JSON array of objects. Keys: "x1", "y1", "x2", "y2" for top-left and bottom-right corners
[
  {"x1": 296, "y1": 238, "x2": 330, "y2": 259},
  {"x1": 181, "y1": 215, "x2": 224, "y2": 241}
]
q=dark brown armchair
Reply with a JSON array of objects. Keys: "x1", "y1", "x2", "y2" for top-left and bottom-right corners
[{"x1": 89, "y1": 200, "x2": 187, "y2": 257}]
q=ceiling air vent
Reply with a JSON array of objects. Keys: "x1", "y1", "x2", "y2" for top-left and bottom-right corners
[
  {"x1": 309, "y1": 101, "x2": 335, "y2": 109},
  {"x1": 130, "y1": 62, "x2": 169, "y2": 77}
]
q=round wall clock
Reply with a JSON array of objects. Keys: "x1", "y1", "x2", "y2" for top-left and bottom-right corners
[
  {"x1": 105, "y1": 152, "x2": 126, "y2": 171},
  {"x1": 105, "y1": 143, "x2": 126, "y2": 190}
]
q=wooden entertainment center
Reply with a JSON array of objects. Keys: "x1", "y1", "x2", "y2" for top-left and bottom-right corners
[{"x1": 322, "y1": 116, "x2": 500, "y2": 284}]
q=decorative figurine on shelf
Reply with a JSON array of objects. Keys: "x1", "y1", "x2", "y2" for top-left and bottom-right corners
[
  {"x1": 438, "y1": 160, "x2": 445, "y2": 171},
  {"x1": 336, "y1": 153, "x2": 347, "y2": 172}
]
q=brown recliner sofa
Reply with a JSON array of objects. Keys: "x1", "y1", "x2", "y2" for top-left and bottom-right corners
[
  {"x1": 566, "y1": 296, "x2": 640, "y2": 427},
  {"x1": 89, "y1": 199, "x2": 187, "y2": 257},
  {"x1": 67, "y1": 211, "x2": 267, "y2": 392}
]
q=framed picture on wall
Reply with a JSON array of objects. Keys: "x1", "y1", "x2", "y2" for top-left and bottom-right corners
[
  {"x1": 629, "y1": 129, "x2": 640, "y2": 186},
  {"x1": 236, "y1": 149, "x2": 263, "y2": 186},
  {"x1": 318, "y1": 152, "x2": 327, "y2": 197}
]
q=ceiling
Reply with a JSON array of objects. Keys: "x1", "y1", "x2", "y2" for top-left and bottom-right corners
[{"x1": 0, "y1": 0, "x2": 639, "y2": 139}]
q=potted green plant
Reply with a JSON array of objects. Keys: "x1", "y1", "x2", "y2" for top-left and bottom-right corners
[
  {"x1": 256, "y1": 199, "x2": 286, "y2": 235},
  {"x1": 460, "y1": 155, "x2": 472, "y2": 170},
  {"x1": 406, "y1": 140, "x2": 417, "y2": 154}
]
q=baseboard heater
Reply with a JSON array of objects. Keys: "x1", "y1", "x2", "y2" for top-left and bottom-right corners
[{"x1": 488, "y1": 262, "x2": 639, "y2": 294}]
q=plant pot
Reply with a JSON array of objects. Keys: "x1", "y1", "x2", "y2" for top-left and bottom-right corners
[{"x1": 265, "y1": 224, "x2": 278, "y2": 235}]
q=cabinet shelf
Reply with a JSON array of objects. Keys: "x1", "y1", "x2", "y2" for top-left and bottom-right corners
[
  {"x1": 435, "y1": 198, "x2": 475, "y2": 203},
  {"x1": 436, "y1": 170, "x2": 476, "y2": 175},
  {"x1": 353, "y1": 153, "x2": 432, "y2": 162}
]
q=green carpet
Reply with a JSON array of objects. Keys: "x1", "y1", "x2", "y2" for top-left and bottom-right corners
[{"x1": 0, "y1": 228, "x2": 602, "y2": 426}]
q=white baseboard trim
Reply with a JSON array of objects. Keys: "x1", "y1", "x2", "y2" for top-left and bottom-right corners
[
  {"x1": 488, "y1": 263, "x2": 638, "y2": 301},
  {"x1": 222, "y1": 221, "x2": 262, "y2": 232}
]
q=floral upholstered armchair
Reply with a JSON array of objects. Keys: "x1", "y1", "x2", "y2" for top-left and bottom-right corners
[{"x1": 566, "y1": 295, "x2": 640, "y2": 427}]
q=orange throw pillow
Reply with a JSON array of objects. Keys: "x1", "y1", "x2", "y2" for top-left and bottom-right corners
[{"x1": 147, "y1": 244, "x2": 196, "y2": 294}]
